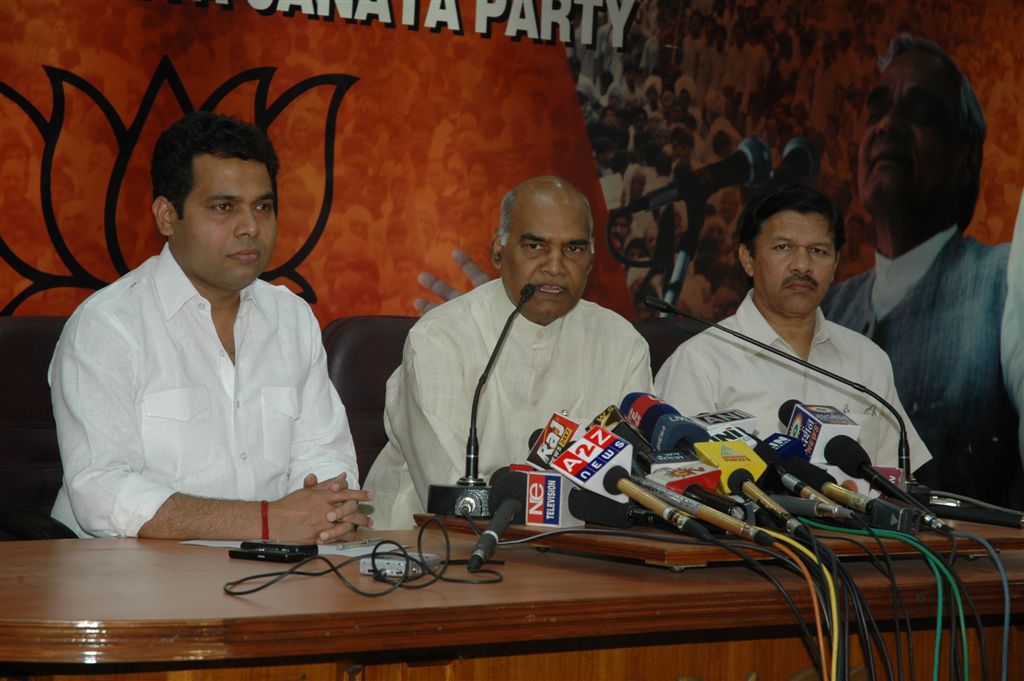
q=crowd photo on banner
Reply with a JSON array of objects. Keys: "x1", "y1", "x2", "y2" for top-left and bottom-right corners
[{"x1": 565, "y1": 0, "x2": 1024, "y2": 508}]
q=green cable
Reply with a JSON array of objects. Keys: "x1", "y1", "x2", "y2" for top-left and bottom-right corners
[{"x1": 803, "y1": 521, "x2": 970, "y2": 680}]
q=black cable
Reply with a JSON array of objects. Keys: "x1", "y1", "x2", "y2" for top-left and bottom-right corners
[
  {"x1": 812, "y1": 515, "x2": 914, "y2": 681},
  {"x1": 495, "y1": 522, "x2": 823, "y2": 670},
  {"x1": 928, "y1": 538, "x2": 989, "y2": 681}
]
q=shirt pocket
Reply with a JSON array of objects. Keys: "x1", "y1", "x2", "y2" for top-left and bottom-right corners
[
  {"x1": 140, "y1": 387, "x2": 212, "y2": 482},
  {"x1": 261, "y1": 386, "x2": 300, "y2": 465}
]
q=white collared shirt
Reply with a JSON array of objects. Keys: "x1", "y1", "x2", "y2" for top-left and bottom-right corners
[
  {"x1": 364, "y1": 280, "x2": 653, "y2": 529},
  {"x1": 654, "y1": 291, "x2": 931, "y2": 471},
  {"x1": 872, "y1": 225, "x2": 958, "y2": 319},
  {"x1": 50, "y1": 244, "x2": 357, "y2": 537}
]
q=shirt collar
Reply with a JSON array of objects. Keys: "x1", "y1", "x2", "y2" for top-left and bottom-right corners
[
  {"x1": 153, "y1": 243, "x2": 263, "y2": 320},
  {"x1": 734, "y1": 290, "x2": 829, "y2": 357},
  {"x1": 871, "y1": 225, "x2": 957, "y2": 319}
]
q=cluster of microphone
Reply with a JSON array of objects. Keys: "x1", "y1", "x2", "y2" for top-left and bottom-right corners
[
  {"x1": 468, "y1": 391, "x2": 988, "y2": 571},
  {"x1": 453, "y1": 288, "x2": 1021, "y2": 577},
  {"x1": 461, "y1": 393, "x2": 1018, "y2": 680}
]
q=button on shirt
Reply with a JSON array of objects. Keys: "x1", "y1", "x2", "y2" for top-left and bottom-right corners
[
  {"x1": 654, "y1": 291, "x2": 931, "y2": 472},
  {"x1": 50, "y1": 244, "x2": 358, "y2": 537},
  {"x1": 364, "y1": 279, "x2": 653, "y2": 529}
]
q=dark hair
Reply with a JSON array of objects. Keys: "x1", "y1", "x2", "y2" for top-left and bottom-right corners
[
  {"x1": 737, "y1": 183, "x2": 845, "y2": 254},
  {"x1": 151, "y1": 111, "x2": 280, "y2": 218}
]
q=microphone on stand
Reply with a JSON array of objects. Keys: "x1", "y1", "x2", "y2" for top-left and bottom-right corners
[
  {"x1": 427, "y1": 284, "x2": 536, "y2": 518},
  {"x1": 641, "y1": 296, "x2": 914, "y2": 487},
  {"x1": 766, "y1": 136, "x2": 820, "y2": 188},
  {"x1": 614, "y1": 136, "x2": 773, "y2": 216}
]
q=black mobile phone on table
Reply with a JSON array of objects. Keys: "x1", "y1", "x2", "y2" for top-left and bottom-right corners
[{"x1": 229, "y1": 540, "x2": 318, "y2": 563}]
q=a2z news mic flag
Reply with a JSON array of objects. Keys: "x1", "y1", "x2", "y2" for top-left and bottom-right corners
[{"x1": 426, "y1": 284, "x2": 535, "y2": 519}]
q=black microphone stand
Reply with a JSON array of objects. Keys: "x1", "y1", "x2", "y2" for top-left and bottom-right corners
[
  {"x1": 643, "y1": 296, "x2": 915, "y2": 488},
  {"x1": 426, "y1": 284, "x2": 536, "y2": 518}
]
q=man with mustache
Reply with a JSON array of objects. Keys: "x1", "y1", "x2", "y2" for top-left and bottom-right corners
[
  {"x1": 655, "y1": 184, "x2": 930, "y2": 473},
  {"x1": 823, "y1": 35, "x2": 1022, "y2": 507},
  {"x1": 365, "y1": 176, "x2": 652, "y2": 529},
  {"x1": 49, "y1": 112, "x2": 371, "y2": 541}
]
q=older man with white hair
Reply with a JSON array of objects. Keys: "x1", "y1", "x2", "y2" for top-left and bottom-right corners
[{"x1": 365, "y1": 176, "x2": 653, "y2": 529}]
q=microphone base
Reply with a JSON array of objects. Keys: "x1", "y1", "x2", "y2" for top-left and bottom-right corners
[{"x1": 427, "y1": 483, "x2": 493, "y2": 518}]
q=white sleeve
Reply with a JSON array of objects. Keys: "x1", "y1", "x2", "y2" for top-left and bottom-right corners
[
  {"x1": 1000, "y1": 187, "x2": 1024, "y2": 466},
  {"x1": 50, "y1": 311, "x2": 175, "y2": 536}
]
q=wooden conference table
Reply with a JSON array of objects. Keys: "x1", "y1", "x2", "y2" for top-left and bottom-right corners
[{"x1": 1, "y1": 522, "x2": 1022, "y2": 681}]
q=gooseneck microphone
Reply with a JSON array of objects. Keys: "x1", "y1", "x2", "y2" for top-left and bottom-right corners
[
  {"x1": 464, "y1": 284, "x2": 536, "y2": 484},
  {"x1": 427, "y1": 284, "x2": 535, "y2": 518},
  {"x1": 642, "y1": 296, "x2": 913, "y2": 484},
  {"x1": 467, "y1": 498, "x2": 522, "y2": 572},
  {"x1": 615, "y1": 136, "x2": 772, "y2": 217},
  {"x1": 824, "y1": 435, "x2": 948, "y2": 532}
]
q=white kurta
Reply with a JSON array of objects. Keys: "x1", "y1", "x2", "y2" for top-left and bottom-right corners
[
  {"x1": 654, "y1": 291, "x2": 931, "y2": 472},
  {"x1": 365, "y1": 280, "x2": 653, "y2": 529}
]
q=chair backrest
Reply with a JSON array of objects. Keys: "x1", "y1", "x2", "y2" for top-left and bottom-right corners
[
  {"x1": 322, "y1": 316, "x2": 416, "y2": 485},
  {"x1": 0, "y1": 316, "x2": 67, "y2": 538},
  {"x1": 633, "y1": 315, "x2": 706, "y2": 375}
]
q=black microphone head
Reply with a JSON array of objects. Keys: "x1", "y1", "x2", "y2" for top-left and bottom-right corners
[
  {"x1": 527, "y1": 428, "x2": 543, "y2": 451},
  {"x1": 488, "y1": 467, "x2": 526, "y2": 523},
  {"x1": 782, "y1": 458, "x2": 837, "y2": 491},
  {"x1": 489, "y1": 465, "x2": 513, "y2": 485},
  {"x1": 778, "y1": 399, "x2": 801, "y2": 425},
  {"x1": 823, "y1": 435, "x2": 871, "y2": 477},
  {"x1": 736, "y1": 136, "x2": 773, "y2": 186},
  {"x1": 753, "y1": 440, "x2": 780, "y2": 465},
  {"x1": 727, "y1": 468, "x2": 756, "y2": 492},
  {"x1": 519, "y1": 284, "x2": 536, "y2": 303},
  {"x1": 642, "y1": 296, "x2": 675, "y2": 314},
  {"x1": 567, "y1": 488, "x2": 634, "y2": 528},
  {"x1": 752, "y1": 442, "x2": 785, "y2": 491},
  {"x1": 602, "y1": 466, "x2": 630, "y2": 495},
  {"x1": 771, "y1": 136, "x2": 820, "y2": 185}
]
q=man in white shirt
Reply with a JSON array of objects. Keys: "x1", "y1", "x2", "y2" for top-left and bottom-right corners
[
  {"x1": 365, "y1": 176, "x2": 652, "y2": 529},
  {"x1": 656, "y1": 184, "x2": 930, "y2": 474},
  {"x1": 50, "y1": 112, "x2": 371, "y2": 541},
  {"x1": 822, "y1": 35, "x2": 1022, "y2": 507}
]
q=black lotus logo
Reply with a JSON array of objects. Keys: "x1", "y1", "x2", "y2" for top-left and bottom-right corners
[{"x1": 0, "y1": 55, "x2": 358, "y2": 314}]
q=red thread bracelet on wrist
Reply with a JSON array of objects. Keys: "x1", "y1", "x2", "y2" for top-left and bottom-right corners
[{"x1": 260, "y1": 500, "x2": 269, "y2": 540}]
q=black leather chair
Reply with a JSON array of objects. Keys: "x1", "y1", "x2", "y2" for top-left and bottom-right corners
[
  {"x1": 633, "y1": 316, "x2": 706, "y2": 374},
  {"x1": 322, "y1": 316, "x2": 416, "y2": 485},
  {"x1": 0, "y1": 316, "x2": 76, "y2": 539}
]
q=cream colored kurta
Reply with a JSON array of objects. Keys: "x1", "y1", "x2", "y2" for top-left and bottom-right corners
[{"x1": 364, "y1": 280, "x2": 653, "y2": 529}]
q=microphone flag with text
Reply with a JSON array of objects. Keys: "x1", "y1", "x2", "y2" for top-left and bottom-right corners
[{"x1": 549, "y1": 425, "x2": 709, "y2": 539}]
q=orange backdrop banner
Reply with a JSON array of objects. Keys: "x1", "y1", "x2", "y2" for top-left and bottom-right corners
[{"x1": 0, "y1": 0, "x2": 633, "y2": 320}]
